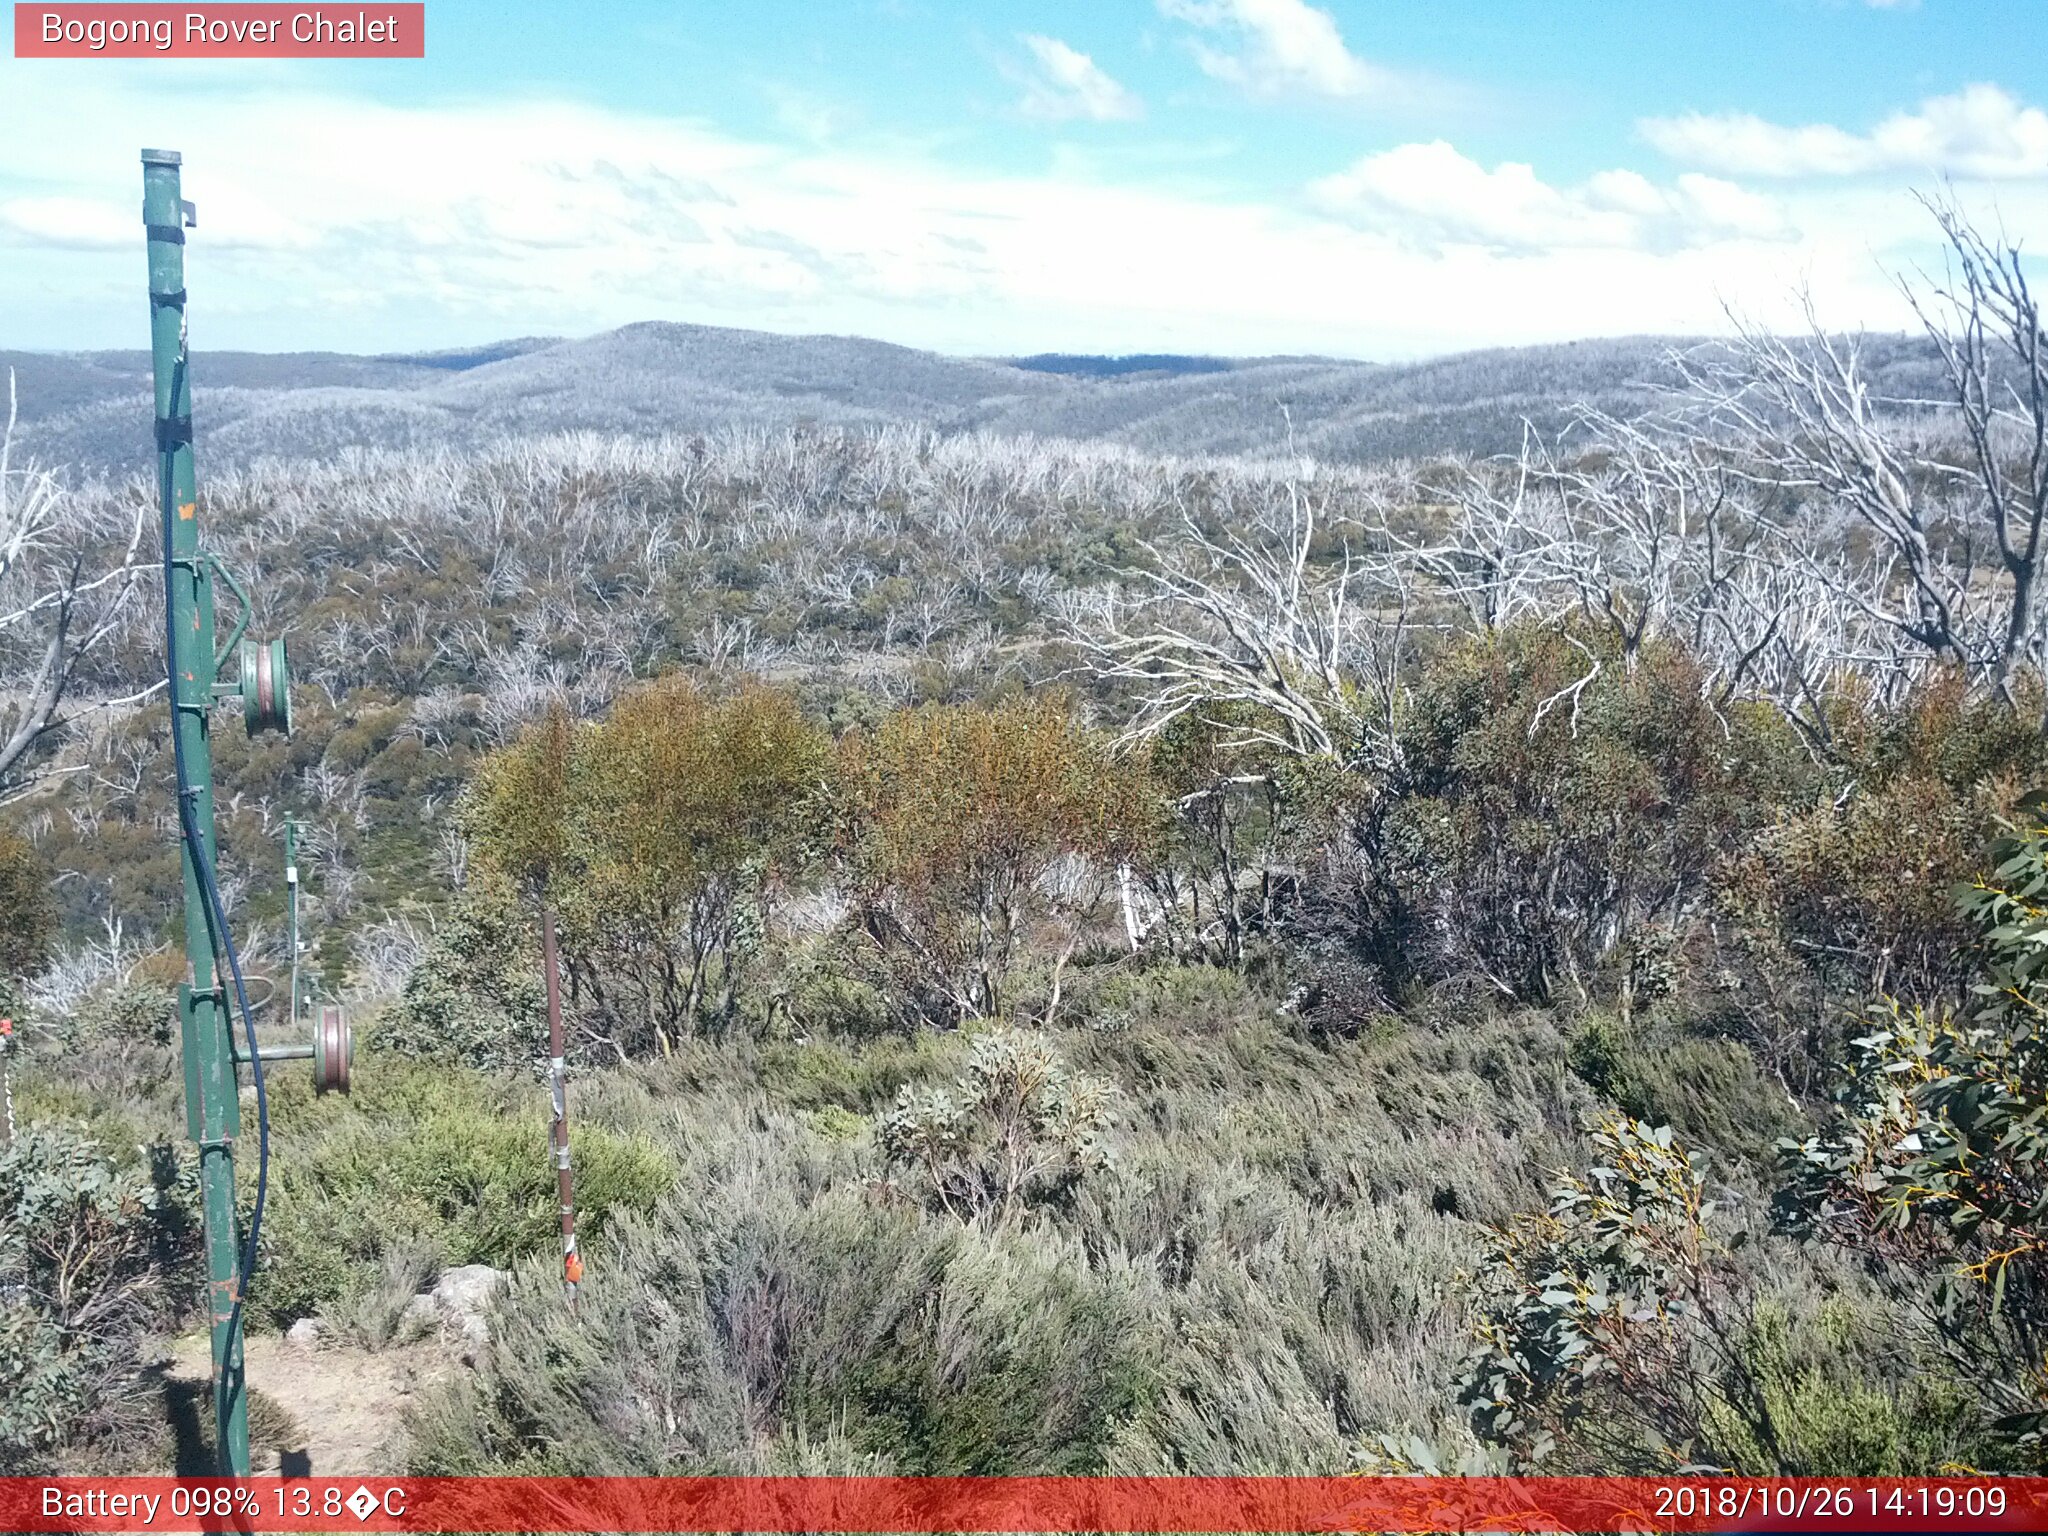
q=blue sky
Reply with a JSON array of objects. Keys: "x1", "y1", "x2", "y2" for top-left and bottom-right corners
[{"x1": 3, "y1": 0, "x2": 2045, "y2": 357}]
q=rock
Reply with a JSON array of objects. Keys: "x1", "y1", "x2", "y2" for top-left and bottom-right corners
[
  {"x1": 400, "y1": 1293, "x2": 439, "y2": 1336},
  {"x1": 284, "y1": 1317, "x2": 327, "y2": 1350},
  {"x1": 404, "y1": 1264, "x2": 512, "y2": 1353},
  {"x1": 432, "y1": 1264, "x2": 511, "y2": 1319}
]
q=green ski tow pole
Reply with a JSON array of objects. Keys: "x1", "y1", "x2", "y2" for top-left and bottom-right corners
[{"x1": 145, "y1": 147, "x2": 345, "y2": 1476}]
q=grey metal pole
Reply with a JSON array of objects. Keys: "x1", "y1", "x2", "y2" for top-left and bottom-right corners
[{"x1": 542, "y1": 909, "x2": 581, "y2": 1302}]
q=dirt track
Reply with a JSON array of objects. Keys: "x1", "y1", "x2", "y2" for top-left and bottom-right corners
[{"x1": 161, "y1": 1330, "x2": 453, "y2": 1475}]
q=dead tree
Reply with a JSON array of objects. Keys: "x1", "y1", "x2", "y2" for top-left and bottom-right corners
[
  {"x1": 1070, "y1": 471, "x2": 1406, "y2": 772},
  {"x1": 1681, "y1": 199, "x2": 2048, "y2": 715},
  {"x1": 0, "y1": 374, "x2": 149, "y2": 800},
  {"x1": 1903, "y1": 194, "x2": 2048, "y2": 705}
]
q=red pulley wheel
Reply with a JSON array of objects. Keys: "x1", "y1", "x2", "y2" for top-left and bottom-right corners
[
  {"x1": 240, "y1": 636, "x2": 292, "y2": 737},
  {"x1": 314, "y1": 1004, "x2": 351, "y2": 1094}
]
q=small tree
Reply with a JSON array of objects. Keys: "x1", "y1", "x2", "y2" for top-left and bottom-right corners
[
  {"x1": 464, "y1": 700, "x2": 578, "y2": 895},
  {"x1": 464, "y1": 678, "x2": 830, "y2": 1055},
  {"x1": 1460, "y1": 1117, "x2": 1779, "y2": 1473},
  {"x1": 1144, "y1": 703, "x2": 1345, "y2": 969},
  {"x1": 1384, "y1": 625, "x2": 1796, "y2": 1003},
  {"x1": 840, "y1": 696, "x2": 1158, "y2": 1023},
  {"x1": 569, "y1": 676, "x2": 828, "y2": 1047}
]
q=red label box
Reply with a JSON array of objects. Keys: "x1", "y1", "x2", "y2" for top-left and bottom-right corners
[
  {"x1": 4, "y1": 1477, "x2": 2048, "y2": 1534},
  {"x1": 14, "y1": 3, "x2": 424, "y2": 57}
]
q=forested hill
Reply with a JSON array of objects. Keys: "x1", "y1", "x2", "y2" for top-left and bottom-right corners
[{"x1": 2, "y1": 323, "x2": 1944, "y2": 474}]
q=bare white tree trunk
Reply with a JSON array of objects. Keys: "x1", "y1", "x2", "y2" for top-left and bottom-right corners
[{"x1": 0, "y1": 371, "x2": 151, "y2": 800}]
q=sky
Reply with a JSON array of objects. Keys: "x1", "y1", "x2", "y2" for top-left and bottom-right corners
[{"x1": 2, "y1": 0, "x2": 2046, "y2": 359}]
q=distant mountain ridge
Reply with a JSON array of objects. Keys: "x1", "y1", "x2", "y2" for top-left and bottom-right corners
[
  {"x1": 1006, "y1": 354, "x2": 1247, "y2": 379},
  {"x1": 0, "y1": 320, "x2": 1948, "y2": 475}
]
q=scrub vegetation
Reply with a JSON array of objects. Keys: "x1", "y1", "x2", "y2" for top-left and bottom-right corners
[{"x1": 3, "y1": 199, "x2": 2045, "y2": 1476}]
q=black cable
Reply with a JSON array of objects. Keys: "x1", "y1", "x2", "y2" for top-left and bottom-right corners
[{"x1": 158, "y1": 344, "x2": 270, "y2": 1473}]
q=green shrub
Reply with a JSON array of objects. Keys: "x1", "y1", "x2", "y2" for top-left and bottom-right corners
[
  {"x1": 1568, "y1": 1012, "x2": 1804, "y2": 1165},
  {"x1": 1377, "y1": 626, "x2": 1806, "y2": 1004},
  {"x1": 1702, "y1": 1300, "x2": 1986, "y2": 1475},
  {"x1": 1721, "y1": 671, "x2": 2046, "y2": 1007},
  {"x1": 321, "y1": 1242, "x2": 442, "y2": 1350},
  {"x1": 0, "y1": 826, "x2": 55, "y2": 982},
  {"x1": 403, "y1": 1219, "x2": 756, "y2": 1475},
  {"x1": 395, "y1": 1009, "x2": 1594, "y2": 1477},
  {"x1": 1084, "y1": 962, "x2": 1257, "y2": 1036},
  {"x1": 1461, "y1": 1116, "x2": 1981, "y2": 1474},
  {"x1": 380, "y1": 886, "x2": 544, "y2": 1072},
  {"x1": 839, "y1": 695, "x2": 1160, "y2": 1023},
  {"x1": 0, "y1": 1305, "x2": 84, "y2": 1472},
  {"x1": 1142, "y1": 705, "x2": 1319, "y2": 971},
  {"x1": 769, "y1": 1207, "x2": 1158, "y2": 1473},
  {"x1": 408, "y1": 1188, "x2": 1160, "y2": 1477},
  {"x1": 1628, "y1": 1036, "x2": 1804, "y2": 1165},
  {"x1": 1462, "y1": 1116, "x2": 1780, "y2": 1472},
  {"x1": 0, "y1": 1124, "x2": 195, "y2": 1470},
  {"x1": 254, "y1": 1053, "x2": 673, "y2": 1325},
  {"x1": 79, "y1": 979, "x2": 178, "y2": 1046},
  {"x1": 804, "y1": 1105, "x2": 867, "y2": 1143},
  {"x1": 11, "y1": 1028, "x2": 186, "y2": 1155},
  {"x1": 753, "y1": 1032, "x2": 960, "y2": 1115},
  {"x1": 1777, "y1": 792, "x2": 2048, "y2": 1462},
  {"x1": 879, "y1": 1027, "x2": 1119, "y2": 1227},
  {"x1": 776, "y1": 964, "x2": 895, "y2": 1042},
  {"x1": 463, "y1": 679, "x2": 832, "y2": 1054}
]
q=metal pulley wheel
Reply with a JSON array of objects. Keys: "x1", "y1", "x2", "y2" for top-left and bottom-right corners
[
  {"x1": 314, "y1": 1004, "x2": 351, "y2": 1094},
  {"x1": 240, "y1": 636, "x2": 292, "y2": 737}
]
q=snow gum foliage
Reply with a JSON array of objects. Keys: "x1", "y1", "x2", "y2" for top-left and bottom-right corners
[
  {"x1": 879, "y1": 1026, "x2": 1119, "y2": 1228},
  {"x1": 1459, "y1": 1115, "x2": 1986, "y2": 1475},
  {"x1": 1777, "y1": 793, "x2": 2048, "y2": 1460}
]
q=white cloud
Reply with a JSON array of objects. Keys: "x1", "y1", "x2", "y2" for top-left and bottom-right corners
[
  {"x1": 1156, "y1": 0, "x2": 1390, "y2": 99},
  {"x1": 0, "y1": 71, "x2": 1978, "y2": 358},
  {"x1": 1642, "y1": 84, "x2": 2048, "y2": 180},
  {"x1": 1015, "y1": 35, "x2": 1142, "y2": 123},
  {"x1": 1309, "y1": 141, "x2": 1788, "y2": 253},
  {"x1": 0, "y1": 195, "x2": 133, "y2": 249}
]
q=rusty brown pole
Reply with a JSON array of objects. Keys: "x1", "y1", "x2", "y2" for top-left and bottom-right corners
[{"x1": 541, "y1": 907, "x2": 581, "y2": 1303}]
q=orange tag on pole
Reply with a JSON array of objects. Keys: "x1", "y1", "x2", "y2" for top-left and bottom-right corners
[{"x1": 564, "y1": 1252, "x2": 584, "y2": 1284}]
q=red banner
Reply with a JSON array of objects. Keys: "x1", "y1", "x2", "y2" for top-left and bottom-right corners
[
  {"x1": 3, "y1": 1477, "x2": 2046, "y2": 1533},
  {"x1": 13, "y1": 4, "x2": 424, "y2": 57}
]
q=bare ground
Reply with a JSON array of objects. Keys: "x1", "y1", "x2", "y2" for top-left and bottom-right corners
[{"x1": 160, "y1": 1329, "x2": 456, "y2": 1476}]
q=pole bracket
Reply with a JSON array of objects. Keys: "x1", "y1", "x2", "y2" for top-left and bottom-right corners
[{"x1": 208, "y1": 554, "x2": 251, "y2": 670}]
